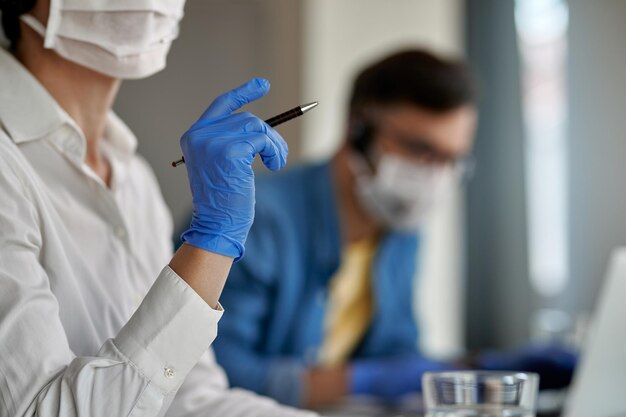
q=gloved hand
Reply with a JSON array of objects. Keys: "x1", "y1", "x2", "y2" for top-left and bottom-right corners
[
  {"x1": 350, "y1": 355, "x2": 452, "y2": 403},
  {"x1": 179, "y1": 78, "x2": 287, "y2": 260},
  {"x1": 477, "y1": 343, "x2": 578, "y2": 390}
]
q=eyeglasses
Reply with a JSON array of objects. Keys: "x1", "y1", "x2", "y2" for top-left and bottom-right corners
[{"x1": 374, "y1": 120, "x2": 476, "y2": 182}]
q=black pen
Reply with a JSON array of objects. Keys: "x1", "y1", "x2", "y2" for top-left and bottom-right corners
[{"x1": 171, "y1": 101, "x2": 319, "y2": 167}]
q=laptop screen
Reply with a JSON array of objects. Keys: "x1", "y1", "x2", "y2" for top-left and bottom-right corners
[{"x1": 565, "y1": 248, "x2": 626, "y2": 417}]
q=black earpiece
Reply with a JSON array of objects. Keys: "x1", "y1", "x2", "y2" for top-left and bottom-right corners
[{"x1": 349, "y1": 118, "x2": 375, "y2": 156}]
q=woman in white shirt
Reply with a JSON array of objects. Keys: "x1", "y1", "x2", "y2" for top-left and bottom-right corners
[{"x1": 0, "y1": 1, "x2": 313, "y2": 416}]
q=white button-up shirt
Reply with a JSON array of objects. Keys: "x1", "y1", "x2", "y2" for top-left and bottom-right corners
[{"x1": 0, "y1": 48, "x2": 314, "y2": 417}]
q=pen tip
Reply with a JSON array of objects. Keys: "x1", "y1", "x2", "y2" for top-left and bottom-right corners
[{"x1": 301, "y1": 102, "x2": 319, "y2": 113}]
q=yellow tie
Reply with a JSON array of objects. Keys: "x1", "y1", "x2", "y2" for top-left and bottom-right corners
[{"x1": 319, "y1": 237, "x2": 378, "y2": 367}]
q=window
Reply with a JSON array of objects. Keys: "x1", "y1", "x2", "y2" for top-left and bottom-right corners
[{"x1": 515, "y1": 0, "x2": 570, "y2": 297}]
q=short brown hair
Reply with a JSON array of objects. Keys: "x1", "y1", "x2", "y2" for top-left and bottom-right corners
[{"x1": 349, "y1": 49, "x2": 476, "y2": 116}]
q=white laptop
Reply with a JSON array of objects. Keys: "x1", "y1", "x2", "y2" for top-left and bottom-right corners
[{"x1": 564, "y1": 248, "x2": 626, "y2": 417}]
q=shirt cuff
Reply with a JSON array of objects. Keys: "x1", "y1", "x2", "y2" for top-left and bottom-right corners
[{"x1": 113, "y1": 265, "x2": 223, "y2": 394}]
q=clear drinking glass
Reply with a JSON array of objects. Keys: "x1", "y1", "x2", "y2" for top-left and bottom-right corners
[{"x1": 422, "y1": 371, "x2": 539, "y2": 417}]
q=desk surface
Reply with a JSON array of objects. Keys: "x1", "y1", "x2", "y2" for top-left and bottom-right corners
[
  {"x1": 316, "y1": 395, "x2": 424, "y2": 417},
  {"x1": 315, "y1": 391, "x2": 565, "y2": 417}
]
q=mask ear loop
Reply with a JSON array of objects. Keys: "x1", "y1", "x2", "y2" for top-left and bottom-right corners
[
  {"x1": 19, "y1": 14, "x2": 47, "y2": 37},
  {"x1": 43, "y1": 0, "x2": 63, "y2": 48},
  {"x1": 20, "y1": 0, "x2": 62, "y2": 48}
]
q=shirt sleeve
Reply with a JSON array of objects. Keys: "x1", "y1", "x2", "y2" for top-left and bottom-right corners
[
  {"x1": 0, "y1": 153, "x2": 222, "y2": 417},
  {"x1": 164, "y1": 349, "x2": 319, "y2": 417}
]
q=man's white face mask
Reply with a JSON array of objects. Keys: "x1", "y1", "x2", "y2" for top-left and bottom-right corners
[
  {"x1": 20, "y1": 0, "x2": 186, "y2": 79},
  {"x1": 352, "y1": 152, "x2": 449, "y2": 232}
]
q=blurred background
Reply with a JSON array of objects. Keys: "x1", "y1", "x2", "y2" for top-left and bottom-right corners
[{"x1": 114, "y1": 0, "x2": 626, "y2": 358}]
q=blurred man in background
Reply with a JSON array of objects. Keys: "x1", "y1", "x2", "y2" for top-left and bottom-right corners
[{"x1": 213, "y1": 49, "x2": 478, "y2": 408}]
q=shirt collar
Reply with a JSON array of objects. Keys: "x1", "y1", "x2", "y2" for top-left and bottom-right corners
[
  {"x1": 0, "y1": 47, "x2": 67, "y2": 143},
  {"x1": 0, "y1": 48, "x2": 137, "y2": 163},
  {"x1": 101, "y1": 111, "x2": 138, "y2": 191},
  {"x1": 103, "y1": 111, "x2": 138, "y2": 162}
]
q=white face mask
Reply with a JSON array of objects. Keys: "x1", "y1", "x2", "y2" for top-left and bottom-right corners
[
  {"x1": 20, "y1": 0, "x2": 185, "y2": 79},
  {"x1": 352, "y1": 152, "x2": 449, "y2": 231}
]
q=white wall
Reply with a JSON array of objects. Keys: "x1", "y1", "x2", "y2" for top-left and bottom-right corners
[{"x1": 301, "y1": 0, "x2": 466, "y2": 358}]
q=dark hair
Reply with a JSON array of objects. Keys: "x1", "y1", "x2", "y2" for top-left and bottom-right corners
[
  {"x1": 349, "y1": 49, "x2": 476, "y2": 116},
  {"x1": 0, "y1": 0, "x2": 37, "y2": 50}
]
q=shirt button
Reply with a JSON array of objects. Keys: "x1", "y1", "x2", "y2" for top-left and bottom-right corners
[
  {"x1": 114, "y1": 227, "x2": 127, "y2": 238},
  {"x1": 164, "y1": 367, "x2": 176, "y2": 379}
]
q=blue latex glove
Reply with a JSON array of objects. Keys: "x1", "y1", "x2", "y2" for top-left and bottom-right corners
[
  {"x1": 179, "y1": 78, "x2": 288, "y2": 260},
  {"x1": 477, "y1": 343, "x2": 578, "y2": 390},
  {"x1": 350, "y1": 355, "x2": 452, "y2": 403}
]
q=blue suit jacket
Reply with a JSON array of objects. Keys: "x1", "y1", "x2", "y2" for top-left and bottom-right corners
[{"x1": 213, "y1": 161, "x2": 421, "y2": 406}]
